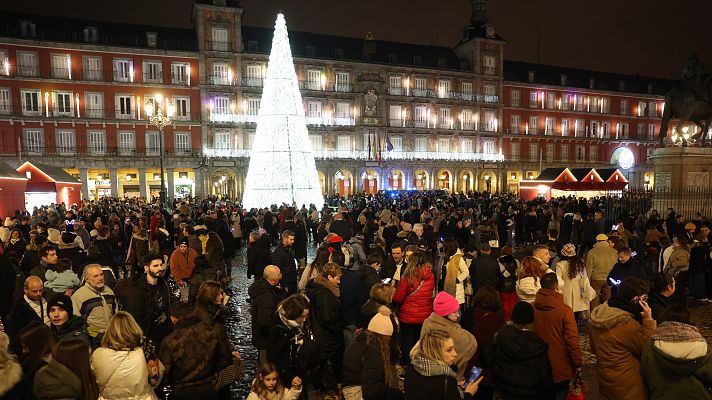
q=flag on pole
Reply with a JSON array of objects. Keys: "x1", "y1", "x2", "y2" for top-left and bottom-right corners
[
  {"x1": 385, "y1": 131, "x2": 394, "y2": 151},
  {"x1": 376, "y1": 131, "x2": 382, "y2": 162},
  {"x1": 367, "y1": 132, "x2": 372, "y2": 160}
]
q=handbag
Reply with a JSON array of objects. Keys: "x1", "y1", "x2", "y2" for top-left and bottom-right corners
[
  {"x1": 567, "y1": 371, "x2": 585, "y2": 400},
  {"x1": 213, "y1": 356, "x2": 244, "y2": 390}
]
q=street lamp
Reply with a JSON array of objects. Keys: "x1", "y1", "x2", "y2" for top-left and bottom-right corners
[{"x1": 144, "y1": 94, "x2": 175, "y2": 209}]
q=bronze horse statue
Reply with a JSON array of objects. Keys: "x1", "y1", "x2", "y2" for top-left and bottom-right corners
[{"x1": 658, "y1": 85, "x2": 712, "y2": 146}]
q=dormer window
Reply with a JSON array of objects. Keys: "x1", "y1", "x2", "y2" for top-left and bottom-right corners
[
  {"x1": 146, "y1": 32, "x2": 157, "y2": 48},
  {"x1": 437, "y1": 57, "x2": 446, "y2": 68},
  {"x1": 247, "y1": 41, "x2": 259, "y2": 52},
  {"x1": 83, "y1": 26, "x2": 98, "y2": 43},
  {"x1": 333, "y1": 48, "x2": 344, "y2": 59},
  {"x1": 560, "y1": 74, "x2": 567, "y2": 86},
  {"x1": 305, "y1": 46, "x2": 315, "y2": 57},
  {"x1": 20, "y1": 21, "x2": 36, "y2": 38},
  {"x1": 528, "y1": 71, "x2": 535, "y2": 83},
  {"x1": 413, "y1": 55, "x2": 422, "y2": 65},
  {"x1": 388, "y1": 53, "x2": 398, "y2": 63}
]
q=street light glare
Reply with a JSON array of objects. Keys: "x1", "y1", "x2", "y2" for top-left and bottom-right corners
[
  {"x1": 167, "y1": 104, "x2": 176, "y2": 117},
  {"x1": 155, "y1": 93, "x2": 163, "y2": 103},
  {"x1": 145, "y1": 103, "x2": 154, "y2": 117}
]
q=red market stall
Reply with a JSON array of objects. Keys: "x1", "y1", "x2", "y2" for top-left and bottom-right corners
[
  {"x1": 16, "y1": 162, "x2": 82, "y2": 210},
  {"x1": 0, "y1": 161, "x2": 29, "y2": 216},
  {"x1": 519, "y1": 167, "x2": 628, "y2": 200}
]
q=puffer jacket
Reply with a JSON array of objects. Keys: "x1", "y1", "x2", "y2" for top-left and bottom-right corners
[
  {"x1": 33, "y1": 358, "x2": 83, "y2": 400},
  {"x1": 305, "y1": 278, "x2": 343, "y2": 360},
  {"x1": 392, "y1": 266, "x2": 435, "y2": 324},
  {"x1": 487, "y1": 324, "x2": 553, "y2": 399},
  {"x1": 667, "y1": 247, "x2": 691, "y2": 276},
  {"x1": 589, "y1": 300, "x2": 656, "y2": 400},
  {"x1": 641, "y1": 322, "x2": 712, "y2": 400},
  {"x1": 92, "y1": 347, "x2": 158, "y2": 400}
]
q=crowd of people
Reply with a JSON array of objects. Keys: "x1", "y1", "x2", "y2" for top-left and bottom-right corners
[{"x1": 0, "y1": 189, "x2": 711, "y2": 400}]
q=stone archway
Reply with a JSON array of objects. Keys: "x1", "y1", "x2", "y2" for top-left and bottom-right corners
[
  {"x1": 335, "y1": 169, "x2": 354, "y2": 197},
  {"x1": 436, "y1": 169, "x2": 453, "y2": 190},
  {"x1": 480, "y1": 170, "x2": 496, "y2": 193},
  {"x1": 386, "y1": 169, "x2": 405, "y2": 190},
  {"x1": 459, "y1": 169, "x2": 475, "y2": 193},
  {"x1": 361, "y1": 169, "x2": 380, "y2": 194},
  {"x1": 210, "y1": 168, "x2": 237, "y2": 199},
  {"x1": 317, "y1": 170, "x2": 327, "y2": 195},
  {"x1": 413, "y1": 169, "x2": 430, "y2": 191}
]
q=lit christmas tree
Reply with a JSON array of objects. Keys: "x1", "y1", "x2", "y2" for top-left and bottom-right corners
[{"x1": 242, "y1": 13, "x2": 324, "y2": 210}]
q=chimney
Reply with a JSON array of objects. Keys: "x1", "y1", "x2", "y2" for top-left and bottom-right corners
[{"x1": 362, "y1": 32, "x2": 376, "y2": 60}]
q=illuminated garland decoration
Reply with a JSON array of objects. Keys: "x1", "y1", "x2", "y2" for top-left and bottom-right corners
[{"x1": 242, "y1": 13, "x2": 325, "y2": 209}]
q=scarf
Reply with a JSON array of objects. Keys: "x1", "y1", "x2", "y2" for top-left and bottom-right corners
[
  {"x1": 652, "y1": 321, "x2": 706, "y2": 343},
  {"x1": 315, "y1": 274, "x2": 340, "y2": 298},
  {"x1": 199, "y1": 234, "x2": 209, "y2": 255},
  {"x1": 411, "y1": 352, "x2": 462, "y2": 397}
]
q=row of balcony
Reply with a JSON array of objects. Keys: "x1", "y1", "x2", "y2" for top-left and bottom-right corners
[
  {"x1": 7, "y1": 67, "x2": 191, "y2": 86},
  {"x1": 21, "y1": 145, "x2": 505, "y2": 163},
  {"x1": 0, "y1": 106, "x2": 194, "y2": 121},
  {"x1": 387, "y1": 87, "x2": 499, "y2": 104}
]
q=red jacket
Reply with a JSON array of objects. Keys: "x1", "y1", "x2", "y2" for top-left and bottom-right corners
[
  {"x1": 532, "y1": 288, "x2": 583, "y2": 383},
  {"x1": 393, "y1": 266, "x2": 435, "y2": 324}
]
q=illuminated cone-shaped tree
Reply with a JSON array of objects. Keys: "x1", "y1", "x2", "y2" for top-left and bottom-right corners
[{"x1": 242, "y1": 13, "x2": 324, "y2": 210}]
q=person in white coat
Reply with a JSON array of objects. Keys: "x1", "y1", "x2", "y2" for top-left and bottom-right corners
[
  {"x1": 516, "y1": 256, "x2": 555, "y2": 303},
  {"x1": 439, "y1": 239, "x2": 469, "y2": 307},
  {"x1": 555, "y1": 244, "x2": 596, "y2": 321},
  {"x1": 91, "y1": 311, "x2": 160, "y2": 400}
]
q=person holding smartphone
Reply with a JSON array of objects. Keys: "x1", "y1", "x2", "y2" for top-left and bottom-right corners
[{"x1": 589, "y1": 277, "x2": 656, "y2": 400}]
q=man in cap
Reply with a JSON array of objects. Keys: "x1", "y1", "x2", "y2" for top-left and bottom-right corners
[
  {"x1": 48, "y1": 293, "x2": 89, "y2": 343},
  {"x1": 586, "y1": 233, "x2": 619, "y2": 309},
  {"x1": 169, "y1": 238, "x2": 198, "y2": 290}
]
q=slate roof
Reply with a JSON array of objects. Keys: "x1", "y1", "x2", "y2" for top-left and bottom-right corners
[
  {"x1": 569, "y1": 168, "x2": 593, "y2": 181},
  {"x1": 28, "y1": 162, "x2": 80, "y2": 183},
  {"x1": 0, "y1": 161, "x2": 26, "y2": 179},
  {"x1": 535, "y1": 168, "x2": 568, "y2": 181},
  {"x1": 0, "y1": 12, "x2": 198, "y2": 51},
  {"x1": 504, "y1": 60, "x2": 675, "y2": 95}
]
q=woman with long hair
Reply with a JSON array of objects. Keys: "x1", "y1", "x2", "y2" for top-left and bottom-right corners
[
  {"x1": 497, "y1": 246, "x2": 520, "y2": 321},
  {"x1": 515, "y1": 256, "x2": 549, "y2": 303},
  {"x1": 91, "y1": 311, "x2": 158, "y2": 399},
  {"x1": 392, "y1": 251, "x2": 435, "y2": 364},
  {"x1": 404, "y1": 329, "x2": 481, "y2": 400},
  {"x1": 17, "y1": 321, "x2": 54, "y2": 385},
  {"x1": 34, "y1": 338, "x2": 100, "y2": 400},
  {"x1": 556, "y1": 243, "x2": 596, "y2": 322},
  {"x1": 439, "y1": 239, "x2": 469, "y2": 308},
  {"x1": 298, "y1": 245, "x2": 330, "y2": 291},
  {"x1": 342, "y1": 310, "x2": 402, "y2": 400}
]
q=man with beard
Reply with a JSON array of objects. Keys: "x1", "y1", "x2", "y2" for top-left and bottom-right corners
[
  {"x1": 124, "y1": 254, "x2": 172, "y2": 348},
  {"x1": 71, "y1": 264, "x2": 116, "y2": 347},
  {"x1": 271, "y1": 230, "x2": 298, "y2": 295}
]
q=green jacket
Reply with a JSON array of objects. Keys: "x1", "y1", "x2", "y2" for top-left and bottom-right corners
[{"x1": 641, "y1": 340, "x2": 712, "y2": 400}]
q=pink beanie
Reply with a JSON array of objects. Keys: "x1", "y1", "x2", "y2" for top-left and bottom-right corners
[{"x1": 433, "y1": 291, "x2": 460, "y2": 317}]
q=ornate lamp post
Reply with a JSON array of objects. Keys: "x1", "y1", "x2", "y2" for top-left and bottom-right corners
[{"x1": 144, "y1": 94, "x2": 175, "y2": 209}]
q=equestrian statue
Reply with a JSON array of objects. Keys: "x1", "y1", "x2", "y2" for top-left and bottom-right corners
[{"x1": 659, "y1": 53, "x2": 712, "y2": 146}]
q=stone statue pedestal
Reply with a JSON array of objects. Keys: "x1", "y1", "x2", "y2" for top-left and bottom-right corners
[{"x1": 649, "y1": 147, "x2": 712, "y2": 217}]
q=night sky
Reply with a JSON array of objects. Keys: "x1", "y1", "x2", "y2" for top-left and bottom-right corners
[{"x1": 3, "y1": 0, "x2": 710, "y2": 79}]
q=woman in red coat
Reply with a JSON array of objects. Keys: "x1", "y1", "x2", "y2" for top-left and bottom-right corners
[{"x1": 392, "y1": 251, "x2": 435, "y2": 364}]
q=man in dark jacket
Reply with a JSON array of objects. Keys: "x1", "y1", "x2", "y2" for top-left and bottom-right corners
[
  {"x1": 31, "y1": 245, "x2": 63, "y2": 300},
  {"x1": 283, "y1": 213, "x2": 308, "y2": 271},
  {"x1": 357, "y1": 253, "x2": 383, "y2": 302},
  {"x1": 271, "y1": 230, "x2": 298, "y2": 295},
  {"x1": 123, "y1": 254, "x2": 172, "y2": 348},
  {"x1": 47, "y1": 293, "x2": 89, "y2": 344},
  {"x1": 6, "y1": 276, "x2": 49, "y2": 353},
  {"x1": 607, "y1": 247, "x2": 648, "y2": 296},
  {"x1": 329, "y1": 213, "x2": 352, "y2": 242},
  {"x1": 469, "y1": 243, "x2": 500, "y2": 295},
  {"x1": 248, "y1": 265, "x2": 284, "y2": 364},
  {"x1": 380, "y1": 242, "x2": 406, "y2": 282}
]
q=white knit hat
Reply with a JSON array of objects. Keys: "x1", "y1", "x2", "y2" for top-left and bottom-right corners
[{"x1": 367, "y1": 307, "x2": 393, "y2": 336}]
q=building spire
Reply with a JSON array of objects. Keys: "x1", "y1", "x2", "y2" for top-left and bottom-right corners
[{"x1": 471, "y1": 0, "x2": 489, "y2": 27}]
